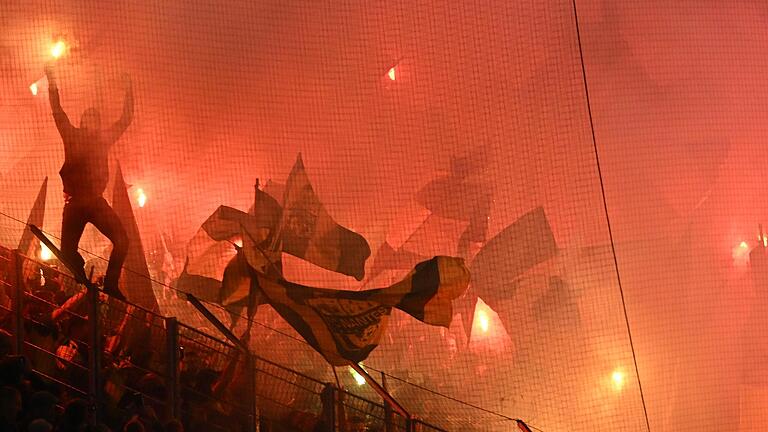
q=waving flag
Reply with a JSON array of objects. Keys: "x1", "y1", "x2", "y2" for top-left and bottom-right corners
[
  {"x1": 18, "y1": 177, "x2": 48, "y2": 284},
  {"x1": 18, "y1": 177, "x2": 48, "y2": 257},
  {"x1": 113, "y1": 165, "x2": 159, "y2": 311},
  {"x1": 471, "y1": 206, "x2": 557, "y2": 308},
  {"x1": 366, "y1": 241, "x2": 427, "y2": 285},
  {"x1": 256, "y1": 256, "x2": 469, "y2": 365},
  {"x1": 278, "y1": 155, "x2": 371, "y2": 280},
  {"x1": 177, "y1": 202, "x2": 276, "y2": 304},
  {"x1": 416, "y1": 175, "x2": 491, "y2": 244}
]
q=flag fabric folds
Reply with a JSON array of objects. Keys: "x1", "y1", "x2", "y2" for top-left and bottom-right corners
[
  {"x1": 366, "y1": 241, "x2": 427, "y2": 285},
  {"x1": 455, "y1": 207, "x2": 557, "y2": 339},
  {"x1": 113, "y1": 165, "x2": 159, "y2": 312},
  {"x1": 18, "y1": 177, "x2": 48, "y2": 284},
  {"x1": 470, "y1": 206, "x2": 557, "y2": 306},
  {"x1": 279, "y1": 155, "x2": 371, "y2": 280},
  {"x1": 179, "y1": 208, "x2": 257, "y2": 305},
  {"x1": 18, "y1": 177, "x2": 48, "y2": 257},
  {"x1": 255, "y1": 255, "x2": 469, "y2": 365},
  {"x1": 416, "y1": 175, "x2": 491, "y2": 243}
]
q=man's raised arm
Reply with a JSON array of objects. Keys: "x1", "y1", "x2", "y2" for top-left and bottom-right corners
[
  {"x1": 108, "y1": 73, "x2": 134, "y2": 141},
  {"x1": 45, "y1": 64, "x2": 74, "y2": 136}
]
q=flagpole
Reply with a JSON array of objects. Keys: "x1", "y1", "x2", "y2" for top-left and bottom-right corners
[
  {"x1": 239, "y1": 230, "x2": 284, "y2": 278},
  {"x1": 252, "y1": 178, "x2": 259, "y2": 216},
  {"x1": 331, "y1": 366, "x2": 342, "y2": 390},
  {"x1": 348, "y1": 362, "x2": 410, "y2": 420}
]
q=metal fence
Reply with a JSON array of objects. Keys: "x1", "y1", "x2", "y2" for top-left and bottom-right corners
[{"x1": 0, "y1": 246, "x2": 449, "y2": 431}]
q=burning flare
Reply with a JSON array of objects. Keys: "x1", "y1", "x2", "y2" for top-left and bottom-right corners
[{"x1": 50, "y1": 40, "x2": 67, "y2": 59}]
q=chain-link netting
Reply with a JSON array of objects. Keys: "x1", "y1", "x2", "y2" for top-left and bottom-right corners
[{"x1": 5, "y1": 1, "x2": 768, "y2": 431}]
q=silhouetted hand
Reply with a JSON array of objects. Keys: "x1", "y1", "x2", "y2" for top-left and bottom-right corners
[{"x1": 44, "y1": 63, "x2": 57, "y2": 88}]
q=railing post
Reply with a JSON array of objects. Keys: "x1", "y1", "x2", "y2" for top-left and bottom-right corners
[
  {"x1": 321, "y1": 383, "x2": 337, "y2": 432},
  {"x1": 11, "y1": 250, "x2": 24, "y2": 356},
  {"x1": 382, "y1": 372, "x2": 394, "y2": 432},
  {"x1": 405, "y1": 417, "x2": 413, "y2": 432},
  {"x1": 87, "y1": 282, "x2": 102, "y2": 421},
  {"x1": 165, "y1": 317, "x2": 180, "y2": 420},
  {"x1": 247, "y1": 353, "x2": 259, "y2": 432}
]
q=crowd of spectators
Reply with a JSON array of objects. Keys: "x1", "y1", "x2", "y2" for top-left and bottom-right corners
[
  {"x1": 0, "y1": 250, "x2": 427, "y2": 432},
  {"x1": 0, "y1": 259, "x2": 258, "y2": 432}
]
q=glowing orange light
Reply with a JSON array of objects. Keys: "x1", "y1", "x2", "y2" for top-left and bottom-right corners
[
  {"x1": 388, "y1": 66, "x2": 396, "y2": 81},
  {"x1": 349, "y1": 367, "x2": 366, "y2": 386},
  {"x1": 477, "y1": 310, "x2": 490, "y2": 333},
  {"x1": 29, "y1": 82, "x2": 39, "y2": 96},
  {"x1": 233, "y1": 237, "x2": 243, "y2": 248},
  {"x1": 40, "y1": 243, "x2": 53, "y2": 261},
  {"x1": 740, "y1": 241, "x2": 749, "y2": 249},
  {"x1": 136, "y1": 188, "x2": 147, "y2": 208},
  {"x1": 50, "y1": 40, "x2": 67, "y2": 59},
  {"x1": 611, "y1": 369, "x2": 625, "y2": 391},
  {"x1": 763, "y1": 236, "x2": 767, "y2": 248}
]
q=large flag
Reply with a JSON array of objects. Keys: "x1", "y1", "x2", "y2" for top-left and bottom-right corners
[
  {"x1": 278, "y1": 155, "x2": 371, "y2": 280},
  {"x1": 18, "y1": 177, "x2": 48, "y2": 256},
  {"x1": 416, "y1": 175, "x2": 492, "y2": 244},
  {"x1": 470, "y1": 206, "x2": 557, "y2": 311},
  {"x1": 112, "y1": 164, "x2": 159, "y2": 312},
  {"x1": 177, "y1": 199, "x2": 280, "y2": 306},
  {"x1": 365, "y1": 241, "x2": 427, "y2": 285},
  {"x1": 18, "y1": 177, "x2": 48, "y2": 284},
  {"x1": 255, "y1": 256, "x2": 469, "y2": 365},
  {"x1": 456, "y1": 207, "x2": 558, "y2": 339}
]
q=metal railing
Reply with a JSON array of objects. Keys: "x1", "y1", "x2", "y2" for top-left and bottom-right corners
[{"x1": 0, "y1": 246, "x2": 448, "y2": 431}]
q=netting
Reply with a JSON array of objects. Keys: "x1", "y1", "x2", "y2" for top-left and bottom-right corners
[{"x1": 4, "y1": 0, "x2": 768, "y2": 431}]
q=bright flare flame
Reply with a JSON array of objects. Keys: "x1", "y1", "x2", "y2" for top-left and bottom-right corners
[
  {"x1": 233, "y1": 237, "x2": 243, "y2": 248},
  {"x1": 40, "y1": 243, "x2": 53, "y2": 261},
  {"x1": 136, "y1": 188, "x2": 147, "y2": 208},
  {"x1": 611, "y1": 369, "x2": 625, "y2": 391},
  {"x1": 50, "y1": 40, "x2": 66, "y2": 59},
  {"x1": 477, "y1": 310, "x2": 490, "y2": 333},
  {"x1": 388, "y1": 66, "x2": 396, "y2": 81},
  {"x1": 29, "y1": 83, "x2": 39, "y2": 96},
  {"x1": 740, "y1": 241, "x2": 749, "y2": 249},
  {"x1": 349, "y1": 367, "x2": 366, "y2": 386}
]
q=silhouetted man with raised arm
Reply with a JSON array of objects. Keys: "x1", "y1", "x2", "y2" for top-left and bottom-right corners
[{"x1": 45, "y1": 64, "x2": 133, "y2": 301}]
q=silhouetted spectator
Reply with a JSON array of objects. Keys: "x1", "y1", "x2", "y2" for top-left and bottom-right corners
[
  {"x1": 24, "y1": 391, "x2": 58, "y2": 429},
  {"x1": 0, "y1": 386, "x2": 22, "y2": 431},
  {"x1": 163, "y1": 420, "x2": 182, "y2": 432},
  {"x1": 0, "y1": 329, "x2": 13, "y2": 360},
  {"x1": 122, "y1": 417, "x2": 144, "y2": 432},
  {"x1": 0, "y1": 356, "x2": 28, "y2": 388},
  {"x1": 57, "y1": 399, "x2": 90, "y2": 432},
  {"x1": 28, "y1": 418, "x2": 53, "y2": 432}
]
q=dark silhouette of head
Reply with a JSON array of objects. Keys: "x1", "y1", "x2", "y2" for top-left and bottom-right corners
[
  {"x1": 29, "y1": 390, "x2": 58, "y2": 424},
  {"x1": 164, "y1": 419, "x2": 184, "y2": 432},
  {"x1": 124, "y1": 418, "x2": 145, "y2": 432},
  {"x1": 61, "y1": 398, "x2": 90, "y2": 430},
  {"x1": 80, "y1": 108, "x2": 101, "y2": 132}
]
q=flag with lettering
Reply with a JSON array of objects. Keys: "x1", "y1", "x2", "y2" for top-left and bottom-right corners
[{"x1": 255, "y1": 256, "x2": 469, "y2": 365}]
